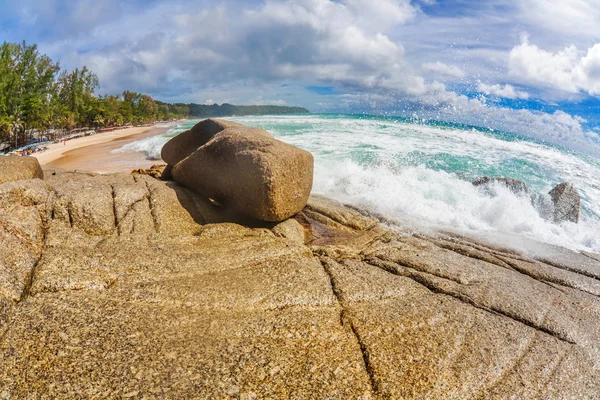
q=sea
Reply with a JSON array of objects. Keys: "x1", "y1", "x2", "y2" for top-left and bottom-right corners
[{"x1": 114, "y1": 114, "x2": 600, "y2": 254}]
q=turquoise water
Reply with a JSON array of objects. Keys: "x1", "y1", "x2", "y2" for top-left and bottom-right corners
[{"x1": 116, "y1": 114, "x2": 600, "y2": 253}]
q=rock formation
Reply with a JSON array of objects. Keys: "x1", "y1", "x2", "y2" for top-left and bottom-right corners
[
  {"x1": 1, "y1": 168, "x2": 599, "y2": 398},
  {"x1": 165, "y1": 119, "x2": 313, "y2": 222},
  {"x1": 474, "y1": 177, "x2": 582, "y2": 225},
  {"x1": 472, "y1": 176, "x2": 529, "y2": 195},
  {"x1": 549, "y1": 182, "x2": 580, "y2": 223},
  {"x1": 0, "y1": 155, "x2": 43, "y2": 184},
  {"x1": 131, "y1": 164, "x2": 168, "y2": 180}
]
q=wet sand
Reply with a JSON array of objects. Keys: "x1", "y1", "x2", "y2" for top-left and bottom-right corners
[{"x1": 33, "y1": 125, "x2": 171, "y2": 173}]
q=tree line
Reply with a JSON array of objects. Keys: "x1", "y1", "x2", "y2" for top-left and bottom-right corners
[{"x1": 0, "y1": 41, "x2": 187, "y2": 149}]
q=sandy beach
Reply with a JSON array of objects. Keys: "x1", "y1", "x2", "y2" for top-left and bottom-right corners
[{"x1": 32, "y1": 125, "x2": 172, "y2": 173}]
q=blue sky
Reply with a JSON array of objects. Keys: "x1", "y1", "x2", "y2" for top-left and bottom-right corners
[{"x1": 2, "y1": 0, "x2": 600, "y2": 153}]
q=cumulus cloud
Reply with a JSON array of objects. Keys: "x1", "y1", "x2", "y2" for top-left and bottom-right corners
[
  {"x1": 509, "y1": 35, "x2": 600, "y2": 95},
  {"x1": 515, "y1": 0, "x2": 600, "y2": 39},
  {"x1": 422, "y1": 62, "x2": 465, "y2": 78},
  {"x1": 60, "y1": 0, "x2": 428, "y2": 99},
  {"x1": 477, "y1": 82, "x2": 529, "y2": 99},
  {"x1": 0, "y1": 0, "x2": 123, "y2": 39}
]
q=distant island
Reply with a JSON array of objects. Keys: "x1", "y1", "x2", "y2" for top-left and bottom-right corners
[{"x1": 159, "y1": 102, "x2": 310, "y2": 118}]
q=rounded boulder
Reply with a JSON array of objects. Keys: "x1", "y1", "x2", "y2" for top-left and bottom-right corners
[
  {"x1": 0, "y1": 155, "x2": 44, "y2": 185},
  {"x1": 172, "y1": 127, "x2": 313, "y2": 222}
]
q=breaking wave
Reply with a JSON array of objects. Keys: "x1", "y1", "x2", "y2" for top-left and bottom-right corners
[{"x1": 115, "y1": 115, "x2": 600, "y2": 253}]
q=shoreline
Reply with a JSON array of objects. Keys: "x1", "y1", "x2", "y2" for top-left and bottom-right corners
[{"x1": 32, "y1": 124, "x2": 176, "y2": 173}]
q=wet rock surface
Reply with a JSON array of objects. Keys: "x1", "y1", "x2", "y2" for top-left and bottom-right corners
[
  {"x1": 1, "y1": 171, "x2": 599, "y2": 398},
  {"x1": 473, "y1": 176, "x2": 529, "y2": 195},
  {"x1": 549, "y1": 182, "x2": 580, "y2": 223}
]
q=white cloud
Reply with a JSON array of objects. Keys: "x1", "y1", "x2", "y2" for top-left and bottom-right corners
[
  {"x1": 516, "y1": 0, "x2": 600, "y2": 39},
  {"x1": 477, "y1": 82, "x2": 529, "y2": 99},
  {"x1": 63, "y1": 0, "x2": 427, "y2": 99},
  {"x1": 509, "y1": 35, "x2": 600, "y2": 95},
  {"x1": 422, "y1": 62, "x2": 465, "y2": 78}
]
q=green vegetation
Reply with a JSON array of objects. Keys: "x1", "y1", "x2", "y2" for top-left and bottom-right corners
[{"x1": 0, "y1": 41, "x2": 308, "y2": 151}]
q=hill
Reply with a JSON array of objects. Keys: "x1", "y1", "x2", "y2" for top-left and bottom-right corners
[{"x1": 158, "y1": 102, "x2": 310, "y2": 118}]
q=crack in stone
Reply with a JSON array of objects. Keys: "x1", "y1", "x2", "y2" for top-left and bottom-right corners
[
  {"x1": 372, "y1": 254, "x2": 464, "y2": 285},
  {"x1": 430, "y1": 233, "x2": 532, "y2": 263},
  {"x1": 365, "y1": 257, "x2": 577, "y2": 346},
  {"x1": 496, "y1": 256, "x2": 600, "y2": 299},
  {"x1": 434, "y1": 238, "x2": 600, "y2": 298},
  {"x1": 581, "y1": 251, "x2": 600, "y2": 263},
  {"x1": 115, "y1": 195, "x2": 150, "y2": 236},
  {"x1": 428, "y1": 239, "x2": 518, "y2": 273},
  {"x1": 110, "y1": 184, "x2": 118, "y2": 232},
  {"x1": 144, "y1": 181, "x2": 160, "y2": 233},
  {"x1": 535, "y1": 258, "x2": 600, "y2": 282},
  {"x1": 0, "y1": 220, "x2": 37, "y2": 251},
  {"x1": 67, "y1": 202, "x2": 74, "y2": 228},
  {"x1": 19, "y1": 206, "x2": 49, "y2": 305},
  {"x1": 1, "y1": 204, "x2": 49, "y2": 348},
  {"x1": 476, "y1": 333, "x2": 538, "y2": 399},
  {"x1": 319, "y1": 257, "x2": 379, "y2": 395},
  {"x1": 535, "y1": 347, "x2": 569, "y2": 398}
]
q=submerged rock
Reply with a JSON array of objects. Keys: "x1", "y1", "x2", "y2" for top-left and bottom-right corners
[
  {"x1": 172, "y1": 126, "x2": 314, "y2": 222},
  {"x1": 1, "y1": 172, "x2": 600, "y2": 397},
  {"x1": 0, "y1": 155, "x2": 43, "y2": 184},
  {"x1": 549, "y1": 182, "x2": 580, "y2": 223},
  {"x1": 472, "y1": 176, "x2": 529, "y2": 195}
]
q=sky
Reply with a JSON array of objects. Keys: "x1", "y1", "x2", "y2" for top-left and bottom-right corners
[{"x1": 2, "y1": 0, "x2": 600, "y2": 154}]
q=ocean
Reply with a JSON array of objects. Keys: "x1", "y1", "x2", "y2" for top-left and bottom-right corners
[{"x1": 114, "y1": 115, "x2": 600, "y2": 253}]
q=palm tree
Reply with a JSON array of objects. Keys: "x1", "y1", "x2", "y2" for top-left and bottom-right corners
[{"x1": 93, "y1": 114, "x2": 104, "y2": 128}]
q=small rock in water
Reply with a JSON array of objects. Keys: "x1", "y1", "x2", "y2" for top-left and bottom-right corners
[
  {"x1": 472, "y1": 176, "x2": 529, "y2": 196},
  {"x1": 549, "y1": 182, "x2": 580, "y2": 223}
]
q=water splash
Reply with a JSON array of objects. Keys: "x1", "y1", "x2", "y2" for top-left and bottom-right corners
[{"x1": 114, "y1": 114, "x2": 600, "y2": 252}]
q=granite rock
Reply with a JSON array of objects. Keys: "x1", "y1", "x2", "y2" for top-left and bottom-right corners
[
  {"x1": 0, "y1": 172, "x2": 599, "y2": 398},
  {"x1": 0, "y1": 155, "x2": 43, "y2": 184}
]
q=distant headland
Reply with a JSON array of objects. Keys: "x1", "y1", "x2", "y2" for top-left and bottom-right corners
[{"x1": 163, "y1": 102, "x2": 310, "y2": 118}]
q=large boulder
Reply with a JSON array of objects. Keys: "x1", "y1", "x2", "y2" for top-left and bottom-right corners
[
  {"x1": 172, "y1": 127, "x2": 314, "y2": 222},
  {"x1": 472, "y1": 176, "x2": 528, "y2": 196},
  {"x1": 0, "y1": 155, "x2": 43, "y2": 184},
  {"x1": 161, "y1": 119, "x2": 247, "y2": 166},
  {"x1": 549, "y1": 182, "x2": 580, "y2": 223}
]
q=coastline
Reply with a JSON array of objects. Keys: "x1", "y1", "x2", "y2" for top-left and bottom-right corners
[{"x1": 32, "y1": 124, "x2": 174, "y2": 173}]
